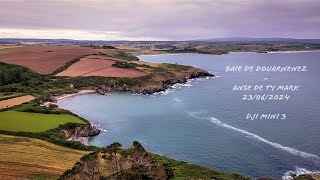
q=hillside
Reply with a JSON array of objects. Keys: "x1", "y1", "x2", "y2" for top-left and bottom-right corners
[{"x1": 60, "y1": 141, "x2": 250, "y2": 180}]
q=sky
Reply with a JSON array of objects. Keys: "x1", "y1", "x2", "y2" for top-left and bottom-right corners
[{"x1": 0, "y1": 0, "x2": 319, "y2": 40}]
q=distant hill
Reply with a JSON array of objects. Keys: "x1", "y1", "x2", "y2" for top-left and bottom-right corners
[
  {"x1": 193, "y1": 37, "x2": 320, "y2": 44},
  {"x1": 1, "y1": 37, "x2": 320, "y2": 44}
]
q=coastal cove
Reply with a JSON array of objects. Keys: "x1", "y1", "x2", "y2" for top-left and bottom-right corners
[{"x1": 57, "y1": 52, "x2": 320, "y2": 179}]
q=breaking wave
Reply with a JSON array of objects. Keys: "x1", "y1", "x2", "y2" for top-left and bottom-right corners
[
  {"x1": 187, "y1": 111, "x2": 320, "y2": 163},
  {"x1": 209, "y1": 117, "x2": 320, "y2": 161},
  {"x1": 92, "y1": 123, "x2": 108, "y2": 133}
]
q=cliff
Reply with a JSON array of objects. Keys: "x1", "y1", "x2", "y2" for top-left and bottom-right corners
[
  {"x1": 97, "y1": 69, "x2": 214, "y2": 95},
  {"x1": 61, "y1": 124, "x2": 100, "y2": 145},
  {"x1": 60, "y1": 141, "x2": 250, "y2": 180},
  {"x1": 59, "y1": 141, "x2": 170, "y2": 180}
]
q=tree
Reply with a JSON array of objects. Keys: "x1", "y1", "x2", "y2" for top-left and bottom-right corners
[
  {"x1": 106, "y1": 142, "x2": 122, "y2": 156},
  {"x1": 106, "y1": 142, "x2": 122, "y2": 174},
  {"x1": 133, "y1": 141, "x2": 143, "y2": 149}
]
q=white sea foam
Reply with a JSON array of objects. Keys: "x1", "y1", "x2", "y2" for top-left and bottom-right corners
[
  {"x1": 173, "y1": 97, "x2": 182, "y2": 103},
  {"x1": 209, "y1": 117, "x2": 320, "y2": 161},
  {"x1": 91, "y1": 123, "x2": 108, "y2": 133},
  {"x1": 267, "y1": 50, "x2": 320, "y2": 54},
  {"x1": 159, "y1": 89, "x2": 175, "y2": 95},
  {"x1": 282, "y1": 166, "x2": 320, "y2": 180},
  {"x1": 148, "y1": 76, "x2": 212, "y2": 96}
]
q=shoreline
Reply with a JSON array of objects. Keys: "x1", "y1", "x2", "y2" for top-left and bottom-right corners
[
  {"x1": 134, "y1": 49, "x2": 320, "y2": 56},
  {"x1": 265, "y1": 49, "x2": 320, "y2": 53},
  {"x1": 54, "y1": 89, "x2": 97, "y2": 102},
  {"x1": 42, "y1": 89, "x2": 97, "y2": 106},
  {"x1": 52, "y1": 75, "x2": 215, "y2": 102}
]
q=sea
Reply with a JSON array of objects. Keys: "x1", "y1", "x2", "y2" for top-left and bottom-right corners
[{"x1": 57, "y1": 52, "x2": 320, "y2": 179}]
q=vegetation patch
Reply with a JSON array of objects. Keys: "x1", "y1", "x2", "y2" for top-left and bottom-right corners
[
  {"x1": 150, "y1": 153, "x2": 250, "y2": 180},
  {"x1": 102, "y1": 51, "x2": 139, "y2": 61},
  {"x1": 0, "y1": 62, "x2": 38, "y2": 86},
  {"x1": 111, "y1": 61, "x2": 137, "y2": 69},
  {"x1": 0, "y1": 110, "x2": 86, "y2": 132}
]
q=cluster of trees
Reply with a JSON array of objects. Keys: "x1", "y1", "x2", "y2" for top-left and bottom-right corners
[{"x1": 0, "y1": 63, "x2": 32, "y2": 86}]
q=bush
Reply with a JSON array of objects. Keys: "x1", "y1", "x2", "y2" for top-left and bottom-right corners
[{"x1": 112, "y1": 61, "x2": 137, "y2": 69}]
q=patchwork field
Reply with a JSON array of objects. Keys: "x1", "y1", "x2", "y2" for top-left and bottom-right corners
[
  {"x1": 0, "y1": 46, "x2": 110, "y2": 74},
  {"x1": 0, "y1": 95, "x2": 34, "y2": 109},
  {"x1": 0, "y1": 134, "x2": 90, "y2": 179},
  {"x1": 0, "y1": 93, "x2": 25, "y2": 101},
  {"x1": 0, "y1": 111, "x2": 85, "y2": 132},
  {"x1": 56, "y1": 55, "x2": 147, "y2": 78}
]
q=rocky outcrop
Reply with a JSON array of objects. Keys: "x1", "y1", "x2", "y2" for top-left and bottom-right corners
[
  {"x1": 61, "y1": 124, "x2": 100, "y2": 145},
  {"x1": 97, "y1": 80, "x2": 130, "y2": 95},
  {"x1": 293, "y1": 174, "x2": 320, "y2": 180},
  {"x1": 96, "y1": 70, "x2": 214, "y2": 95},
  {"x1": 60, "y1": 142, "x2": 170, "y2": 180}
]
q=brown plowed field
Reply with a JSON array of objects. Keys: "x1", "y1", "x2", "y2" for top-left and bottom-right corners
[
  {"x1": 56, "y1": 55, "x2": 147, "y2": 78},
  {"x1": 0, "y1": 95, "x2": 35, "y2": 109},
  {"x1": 0, "y1": 46, "x2": 108, "y2": 74}
]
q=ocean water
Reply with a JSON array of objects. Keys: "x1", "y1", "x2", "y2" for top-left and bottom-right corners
[{"x1": 57, "y1": 52, "x2": 320, "y2": 179}]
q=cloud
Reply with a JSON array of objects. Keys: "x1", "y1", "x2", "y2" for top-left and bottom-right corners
[{"x1": 0, "y1": 0, "x2": 319, "y2": 40}]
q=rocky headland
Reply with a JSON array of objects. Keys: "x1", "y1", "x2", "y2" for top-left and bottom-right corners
[{"x1": 60, "y1": 124, "x2": 101, "y2": 145}]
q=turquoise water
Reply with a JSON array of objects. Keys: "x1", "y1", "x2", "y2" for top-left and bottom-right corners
[{"x1": 57, "y1": 52, "x2": 320, "y2": 179}]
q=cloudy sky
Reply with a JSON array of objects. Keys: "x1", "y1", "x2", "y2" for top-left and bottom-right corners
[{"x1": 0, "y1": 0, "x2": 319, "y2": 40}]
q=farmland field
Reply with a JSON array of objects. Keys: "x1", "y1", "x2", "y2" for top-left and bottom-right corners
[
  {"x1": 0, "y1": 111, "x2": 86, "y2": 132},
  {"x1": 56, "y1": 55, "x2": 147, "y2": 78},
  {"x1": 0, "y1": 93, "x2": 25, "y2": 101},
  {"x1": 0, "y1": 46, "x2": 110, "y2": 74},
  {"x1": 0, "y1": 134, "x2": 90, "y2": 179},
  {"x1": 0, "y1": 95, "x2": 34, "y2": 109}
]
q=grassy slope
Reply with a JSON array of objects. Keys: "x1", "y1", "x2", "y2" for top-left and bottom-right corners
[
  {"x1": 0, "y1": 110, "x2": 85, "y2": 132},
  {"x1": 0, "y1": 134, "x2": 90, "y2": 179}
]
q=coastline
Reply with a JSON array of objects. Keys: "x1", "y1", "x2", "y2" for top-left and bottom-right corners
[
  {"x1": 54, "y1": 89, "x2": 97, "y2": 102},
  {"x1": 133, "y1": 49, "x2": 320, "y2": 56},
  {"x1": 265, "y1": 49, "x2": 320, "y2": 53},
  {"x1": 42, "y1": 89, "x2": 97, "y2": 106}
]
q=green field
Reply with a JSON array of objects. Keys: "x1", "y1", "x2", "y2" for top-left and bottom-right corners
[{"x1": 0, "y1": 110, "x2": 85, "y2": 132}]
